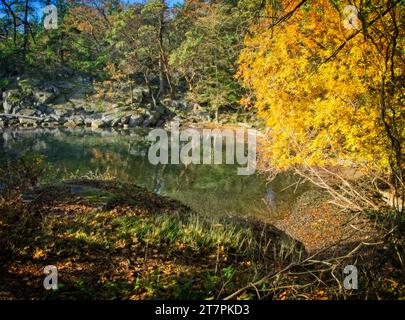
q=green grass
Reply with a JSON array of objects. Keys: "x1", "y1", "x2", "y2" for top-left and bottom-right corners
[{"x1": 111, "y1": 213, "x2": 251, "y2": 252}]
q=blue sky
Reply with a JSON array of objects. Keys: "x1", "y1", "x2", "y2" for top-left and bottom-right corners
[
  {"x1": 0, "y1": 1, "x2": 184, "y2": 20},
  {"x1": 25, "y1": 0, "x2": 184, "y2": 19}
]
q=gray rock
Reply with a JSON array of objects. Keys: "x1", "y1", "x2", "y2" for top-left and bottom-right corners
[
  {"x1": 2, "y1": 90, "x2": 20, "y2": 114},
  {"x1": 111, "y1": 117, "x2": 121, "y2": 127},
  {"x1": 49, "y1": 114, "x2": 61, "y2": 122},
  {"x1": 120, "y1": 115, "x2": 131, "y2": 125},
  {"x1": 19, "y1": 118, "x2": 38, "y2": 126},
  {"x1": 34, "y1": 85, "x2": 59, "y2": 104},
  {"x1": 101, "y1": 116, "x2": 113, "y2": 127},
  {"x1": 143, "y1": 115, "x2": 158, "y2": 127},
  {"x1": 128, "y1": 114, "x2": 144, "y2": 127},
  {"x1": 18, "y1": 108, "x2": 36, "y2": 117},
  {"x1": 36, "y1": 104, "x2": 48, "y2": 113},
  {"x1": 54, "y1": 109, "x2": 68, "y2": 117}
]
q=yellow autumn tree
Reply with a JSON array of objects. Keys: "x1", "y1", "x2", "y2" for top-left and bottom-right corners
[
  {"x1": 238, "y1": 0, "x2": 404, "y2": 174},
  {"x1": 237, "y1": 0, "x2": 404, "y2": 209}
]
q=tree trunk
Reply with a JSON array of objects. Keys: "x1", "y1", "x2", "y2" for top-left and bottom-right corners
[
  {"x1": 157, "y1": 0, "x2": 174, "y2": 100},
  {"x1": 21, "y1": 0, "x2": 30, "y2": 73}
]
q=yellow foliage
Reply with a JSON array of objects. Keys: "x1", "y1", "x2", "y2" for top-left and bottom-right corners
[{"x1": 237, "y1": 0, "x2": 404, "y2": 172}]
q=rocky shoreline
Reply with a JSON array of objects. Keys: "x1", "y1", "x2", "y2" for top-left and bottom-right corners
[{"x1": 0, "y1": 76, "x2": 210, "y2": 130}]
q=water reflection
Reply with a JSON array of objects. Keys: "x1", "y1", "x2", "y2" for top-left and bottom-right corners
[
  {"x1": 0, "y1": 127, "x2": 312, "y2": 221},
  {"x1": 265, "y1": 188, "x2": 276, "y2": 207}
]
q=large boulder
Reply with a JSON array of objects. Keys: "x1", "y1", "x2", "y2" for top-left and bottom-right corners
[
  {"x1": 2, "y1": 90, "x2": 20, "y2": 114},
  {"x1": 33, "y1": 85, "x2": 59, "y2": 104}
]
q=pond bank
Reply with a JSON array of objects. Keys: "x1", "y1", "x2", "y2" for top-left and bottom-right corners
[{"x1": 0, "y1": 179, "x2": 303, "y2": 299}]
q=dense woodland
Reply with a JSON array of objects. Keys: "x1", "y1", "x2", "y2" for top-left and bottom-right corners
[
  {"x1": 0, "y1": 0, "x2": 252, "y2": 117},
  {"x1": 0, "y1": 0, "x2": 404, "y2": 300}
]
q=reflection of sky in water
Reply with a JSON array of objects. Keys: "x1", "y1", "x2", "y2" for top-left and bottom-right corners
[
  {"x1": 265, "y1": 188, "x2": 276, "y2": 207},
  {"x1": 0, "y1": 128, "x2": 313, "y2": 222}
]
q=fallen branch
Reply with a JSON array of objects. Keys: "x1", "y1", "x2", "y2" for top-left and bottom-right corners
[
  {"x1": 224, "y1": 236, "x2": 365, "y2": 300},
  {"x1": 0, "y1": 113, "x2": 43, "y2": 121}
]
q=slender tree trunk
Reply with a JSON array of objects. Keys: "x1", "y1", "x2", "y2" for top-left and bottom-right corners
[
  {"x1": 21, "y1": 0, "x2": 30, "y2": 73},
  {"x1": 157, "y1": 0, "x2": 174, "y2": 100},
  {"x1": 57, "y1": 0, "x2": 66, "y2": 66},
  {"x1": 144, "y1": 71, "x2": 157, "y2": 108},
  {"x1": 158, "y1": 56, "x2": 166, "y2": 97},
  {"x1": 129, "y1": 76, "x2": 134, "y2": 105}
]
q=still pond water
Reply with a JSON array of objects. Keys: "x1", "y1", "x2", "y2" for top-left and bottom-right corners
[{"x1": 0, "y1": 128, "x2": 312, "y2": 222}]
